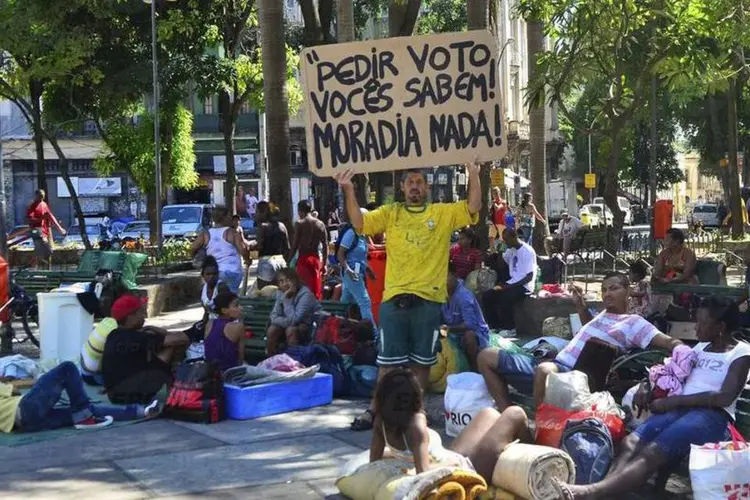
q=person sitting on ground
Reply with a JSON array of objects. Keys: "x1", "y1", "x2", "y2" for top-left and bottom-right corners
[
  {"x1": 443, "y1": 264, "x2": 490, "y2": 371},
  {"x1": 478, "y1": 271, "x2": 682, "y2": 411},
  {"x1": 449, "y1": 227, "x2": 484, "y2": 280},
  {"x1": 266, "y1": 268, "x2": 320, "y2": 356},
  {"x1": 369, "y1": 368, "x2": 469, "y2": 474},
  {"x1": 80, "y1": 317, "x2": 119, "y2": 386},
  {"x1": 1, "y1": 361, "x2": 160, "y2": 433},
  {"x1": 481, "y1": 228, "x2": 537, "y2": 334},
  {"x1": 628, "y1": 260, "x2": 653, "y2": 317},
  {"x1": 544, "y1": 209, "x2": 583, "y2": 257},
  {"x1": 204, "y1": 292, "x2": 245, "y2": 371},
  {"x1": 102, "y1": 295, "x2": 189, "y2": 405},
  {"x1": 200, "y1": 256, "x2": 230, "y2": 324},
  {"x1": 555, "y1": 296, "x2": 750, "y2": 500}
]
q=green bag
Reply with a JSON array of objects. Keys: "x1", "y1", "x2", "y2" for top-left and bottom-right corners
[{"x1": 121, "y1": 252, "x2": 148, "y2": 289}]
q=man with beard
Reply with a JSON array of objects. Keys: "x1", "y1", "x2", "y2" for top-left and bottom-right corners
[{"x1": 335, "y1": 163, "x2": 481, "y2": 430}]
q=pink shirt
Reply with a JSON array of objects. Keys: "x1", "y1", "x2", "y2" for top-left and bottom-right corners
[{"x1": 556, "y1": 312, "x2": 660, "y2": 368}]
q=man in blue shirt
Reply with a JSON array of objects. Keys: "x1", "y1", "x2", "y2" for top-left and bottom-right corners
[
  {"x1": 337, "y1": 219, "x2": 375, "y2": 325},
  {"x1": 442, "y1": 264, "x2": 491, "y2": 371}
]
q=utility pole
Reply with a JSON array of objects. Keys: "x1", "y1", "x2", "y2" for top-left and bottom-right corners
[{"x1": 649, "y1": 76, "x2": 658, "y2": 257}]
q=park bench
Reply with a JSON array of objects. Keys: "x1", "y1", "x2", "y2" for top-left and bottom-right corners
[
  {"x1": 15, "y1": 250, "x2": 129, "y2": 296},
  {"x1": 238, "y1": 296, "x2": 352, "y2": 362}
]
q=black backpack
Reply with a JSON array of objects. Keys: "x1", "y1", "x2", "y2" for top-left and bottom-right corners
[{"x1": 164, "y1": 358, "x2": 226, "y2": 424}]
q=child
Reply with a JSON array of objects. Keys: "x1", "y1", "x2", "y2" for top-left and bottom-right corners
[
  {"x1": 628, "y1": 260, "x2": 652, "y2": 317},
  {"x1": 201, "y1": 256, "x2": 230, "y2": 324},
  {"x1": 369, "y1": 368, "x2": 468, "y2": 474},
  {"x1": 204, "y1": 292, "x2": 245, "y2": 372}
]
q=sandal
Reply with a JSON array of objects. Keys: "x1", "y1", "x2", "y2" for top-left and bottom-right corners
[
  {"x1": 350, "y1": 409, "x2": 375, "y2": 431},
  {"x1": 551, "y1": 478, "x2": 575, "y2": 500}
]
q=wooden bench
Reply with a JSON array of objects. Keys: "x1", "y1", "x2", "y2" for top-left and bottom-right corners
[{"x1": 238, "y1": 297, "x2": 352, "y2": 362}]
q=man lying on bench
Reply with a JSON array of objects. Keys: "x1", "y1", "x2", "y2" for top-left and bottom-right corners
[{"x1": 478, "y1": 271, "x2": 682, "y2": 410}]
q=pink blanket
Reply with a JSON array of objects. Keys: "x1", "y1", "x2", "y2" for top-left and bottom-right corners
[{"x1": 648, "y1": 345, "x2": 697, "y2": 396}]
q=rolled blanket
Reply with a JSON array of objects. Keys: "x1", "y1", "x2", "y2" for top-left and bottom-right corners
[
  {"x1": 395, "y1": 467, "x2": 486, "y2": 500},
  {"x1": 491, "y1": 442, "x2": 575, "y2": 500},
  {"x1": 222, "y1": 364, "x2": 319, "y2": 387}
]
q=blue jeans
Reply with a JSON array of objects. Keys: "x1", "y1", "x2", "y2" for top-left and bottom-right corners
[
  {"x1": 495, "y1": 350, "x2": 570, "y2": 395},
  {"x1": 220, "y1": 270, "x2": 243, "y2": 293},
  {"x1": 632, "y1": 408, "x2": 731, "y2": 463},
  {"x1": 17, "y1": 361, "x2": 142, "y2": 432},
  {"x1": 341, "y1": 272, "x2": 374, "y2": 325}
]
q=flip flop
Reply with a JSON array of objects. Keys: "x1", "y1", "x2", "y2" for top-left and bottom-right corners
[
  {"x1": 350, "y1": 409, "x2": 375, "y2": 431},
  {"x1": 551, "y1": 478, "x2": 575, "y2": 500}
]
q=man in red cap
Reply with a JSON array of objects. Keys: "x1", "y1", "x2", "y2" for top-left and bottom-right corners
[{"x1": 101, "y1": 295, "x2": 189, "y2": 404}]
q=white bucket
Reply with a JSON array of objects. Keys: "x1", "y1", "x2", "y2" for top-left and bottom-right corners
[{"x1": 38, "y1": 292, "x2": 94, "y2": 365}]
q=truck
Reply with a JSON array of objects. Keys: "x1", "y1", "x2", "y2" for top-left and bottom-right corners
[{"x1": 547, "y1": 179, "x2": 579, "y2": 228}]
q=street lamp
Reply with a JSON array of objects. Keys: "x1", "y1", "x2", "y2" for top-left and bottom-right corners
[{"x1": 143, "y1": 0, "x2": 176, "y2": 253}]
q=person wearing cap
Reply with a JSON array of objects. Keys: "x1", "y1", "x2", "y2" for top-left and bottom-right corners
[
  {"x1": 101, "y1": 295, "x2": 189, "y2": 405},
  {"x1": 544, "y1": 209, "x2": 583, "y2": 258}
]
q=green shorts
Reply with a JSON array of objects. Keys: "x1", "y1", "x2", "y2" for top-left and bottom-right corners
[{"x1": 377, "y1": 296, "x2": 442, "y2": 367}]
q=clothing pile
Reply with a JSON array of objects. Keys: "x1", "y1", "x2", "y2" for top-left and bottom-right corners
[
  {"x1": 222, "y1": 364, "x2": 318, "y2": 387},
  {"x1": 647, "y1": 344, "x2": 696, "y2": 398},
  {"x1": 0, "y1": 354, "x2": 38, "y2": 380}
]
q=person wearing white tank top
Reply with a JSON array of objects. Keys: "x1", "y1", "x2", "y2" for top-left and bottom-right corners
[
  {"x1": 191, "y1": 206, "x2": 247, "y2": 293},
  {"x1": 555, "y1": 296, "x2": 750, "y2": 500}
]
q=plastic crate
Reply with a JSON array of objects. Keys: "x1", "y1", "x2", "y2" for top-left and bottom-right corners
[{"x1": 224, "y1": 373, "x2": 333, "y2": 420}]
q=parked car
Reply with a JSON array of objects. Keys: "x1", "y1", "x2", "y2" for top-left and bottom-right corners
[
  {"x1": 119, "y1": 220, "x2": 151, "y2": 242},
  {"x1": 162, "y1": 204, "x2": 212, "y2": 239},
  {"x1": 689, "y1": 203, "x2": 721, "y2": 227},
  {"x1": 63, "y1": 224, "x2": 104, "y2": 247},
  {"x1": 593, "y1": 196, "x2": 633, "y2": 225},
  {"x1": 581, "y1": 204, "x2": 613, "y2": 227}
]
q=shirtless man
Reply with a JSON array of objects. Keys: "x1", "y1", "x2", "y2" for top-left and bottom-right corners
[{"x1": 291, "y1": 200, "x2": 328, "y2": 299}]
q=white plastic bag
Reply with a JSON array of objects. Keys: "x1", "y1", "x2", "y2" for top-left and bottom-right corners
[
  {"x1": 689, "y1": 425, "x2": 750, "y2": 500},
  {"x1": 444, "y1": 372, "x2": 494, "y2": 437},
  {"x1": 544, "y1": 370, "x2": 591, "y2": 411},
  {"x1": 621, "y1": 384, "x2": 650, "y2": 428}
]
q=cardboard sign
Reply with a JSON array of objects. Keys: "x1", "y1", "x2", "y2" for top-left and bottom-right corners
[
  {"x1": 584, "y1": 173, "x2": 597, "y2": 189},
  {"x1": 300, "y1": 30, "x2": 507, "y2": 177}
]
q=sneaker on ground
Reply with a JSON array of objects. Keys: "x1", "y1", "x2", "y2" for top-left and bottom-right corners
[
  {"x1": 144, "y1": 399, "x2": 162, "y2": 419},
  {"x1": 74, "y1": 415, "x2": 114, "y2": 430}
]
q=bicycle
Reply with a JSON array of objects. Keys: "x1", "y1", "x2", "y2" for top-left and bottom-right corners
[{"x1": 5, "y1": 269, "x2": 40, "y2": 347}]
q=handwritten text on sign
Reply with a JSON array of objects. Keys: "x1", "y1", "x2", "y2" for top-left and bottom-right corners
[{"x1": 300, "y1": 31, "x2": 507, "y2": 176}]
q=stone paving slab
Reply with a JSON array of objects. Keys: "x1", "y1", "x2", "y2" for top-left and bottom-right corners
[
  {"x1": 160, "y1": 482, "x2": 324, "y2": 500},
  {"x1": 171, "y1": 399, "x2": 369, "y2": 445},
  {"x1": 0, "y1": 463, "x2": 148, "y2": 500},
  {"x1": 115, "y1": 434, "x2": 362, "y2": 497},
  {"x1": 0, "y1": 420, "x2": 222, "y2": 475}
]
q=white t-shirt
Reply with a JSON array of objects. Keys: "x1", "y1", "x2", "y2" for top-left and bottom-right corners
[
  {"x1": 555, "y1": 312, "x2": 660, "y2": 368},
  {"x1": 682, "y1": 341, "x2": 750, "y2": 419},
  {"x1": 245, "y1": 195, "x2": 259, "y2": 216},
  {"x1": 557, "y1": 216, "x2": 584, "y2": 238},
  {"x1": 503, "y1": 242, "x2": 537, "y2": 293}
]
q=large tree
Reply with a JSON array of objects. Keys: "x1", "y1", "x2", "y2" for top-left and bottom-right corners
[{"x1": 527, "y1": 18, "x2": 548, "y2": 253}]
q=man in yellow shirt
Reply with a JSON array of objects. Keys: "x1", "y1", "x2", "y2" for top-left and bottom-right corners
[{"x1": 335, "y1": 162, "x2": 481, "y2": 401}]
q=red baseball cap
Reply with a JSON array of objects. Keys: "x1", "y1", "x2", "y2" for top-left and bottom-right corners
[{"x1": 111, "y1": 295, "x2": 147, "y2": 322}]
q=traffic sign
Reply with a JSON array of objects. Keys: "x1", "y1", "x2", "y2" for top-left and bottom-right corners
[
  {"x1": 584, "y1": 173, "x2": 597, "y2": 189},
  {"x1": 490, "y1": 169, "x2": 505, "y2": 187}
]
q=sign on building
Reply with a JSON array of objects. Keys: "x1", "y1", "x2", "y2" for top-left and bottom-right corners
[
  {"x1": 300, "y1": 30, "x2": 507, "y2": 177},
  {"x1": 213, "y1": 154, "x2": 256, "y2": 174},
  {"x1": 57, "y1": 177, "x2": 122, "y2": 198}
]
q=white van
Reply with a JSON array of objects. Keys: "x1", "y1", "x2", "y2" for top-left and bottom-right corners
[
  {"x1": 593, "y1": 196, "x2": 632, "y2": 225},
  {"x1": 161, "y1": 204, "x2": 213, "y2": 239}
]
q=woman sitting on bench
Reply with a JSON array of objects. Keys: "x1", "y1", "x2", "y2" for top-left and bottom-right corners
[
  {"x1": 266, "y1": 268, "x2": 320, "y2": 356},
  {"x1": 554, "y1": 296, "x2": 750, "y2": 499}
]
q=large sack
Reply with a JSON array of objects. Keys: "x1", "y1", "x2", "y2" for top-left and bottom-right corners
[{"x1": 444, "y1": 372, "x2": 494, "y2": 437}]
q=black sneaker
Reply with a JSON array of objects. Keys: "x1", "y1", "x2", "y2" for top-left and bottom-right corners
[{"x1": 74, "y1": 415, "x2": 114, "y2": 430}]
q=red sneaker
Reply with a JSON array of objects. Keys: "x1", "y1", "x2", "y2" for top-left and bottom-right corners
[{"x1": 74, "y1": 415, "x2": 114, "y2": 430}]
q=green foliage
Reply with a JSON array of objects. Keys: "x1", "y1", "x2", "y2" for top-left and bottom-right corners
[{"x1": 417, "y1": 0, "x2": 467, "y2": 35}]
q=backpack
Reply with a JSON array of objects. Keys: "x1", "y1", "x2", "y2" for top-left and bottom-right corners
[
  {"x1": 331, "y1": 223, "x2": 356, "y2": 265},
  {"x1": 560, "y1": 417, "x2": 614, "y2": 485},
  {"x1": 285, "y1": 344, "x2": 348, "y2": 397},
  {"x1": 314, "y1": 313, "x2": 357, "y2": 355},
  {"x1": 164, "y1": 358, "x2": 226, "y2": 424}
]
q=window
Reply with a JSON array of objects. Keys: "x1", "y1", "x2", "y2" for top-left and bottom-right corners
[{"x1": 203, "y1": 96, "x2": 214, "y2": 115}]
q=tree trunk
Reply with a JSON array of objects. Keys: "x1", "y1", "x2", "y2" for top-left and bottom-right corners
[
  {"x1": 220, "y1": 91, "x2": 238, "y2": 215},
  {"x1": 29, "y1": 79, "x2": 47, "y2": 193},
  {"x1": 259, "y1": 0, "x2": 293, "y2": 227},
  {"x1": 727, "y1": 77, "x2": 744, "y2": 239},
  {"x1": 527, "y1": 19, "x2": 549, "y2": 255},
  {"x1": 389, "y1": 0, "x2": 423, "y2": 37},
  {"x1": 468, "y1": 0, "x2": 493, "y2": 250},
  {"x1": 44, "y1": 134, "x2": 91, "y2": 249},
  {"x1": 649, "y1": 76, "x2": 658, "y2": 257},
  {"x1": 604, "y1": 127, "x2": 626, "y2": 257}
]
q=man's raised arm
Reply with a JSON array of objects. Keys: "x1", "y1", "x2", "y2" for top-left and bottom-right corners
[{"x1": 333, "y1": 170, "x2": 364, "y2": 231}]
